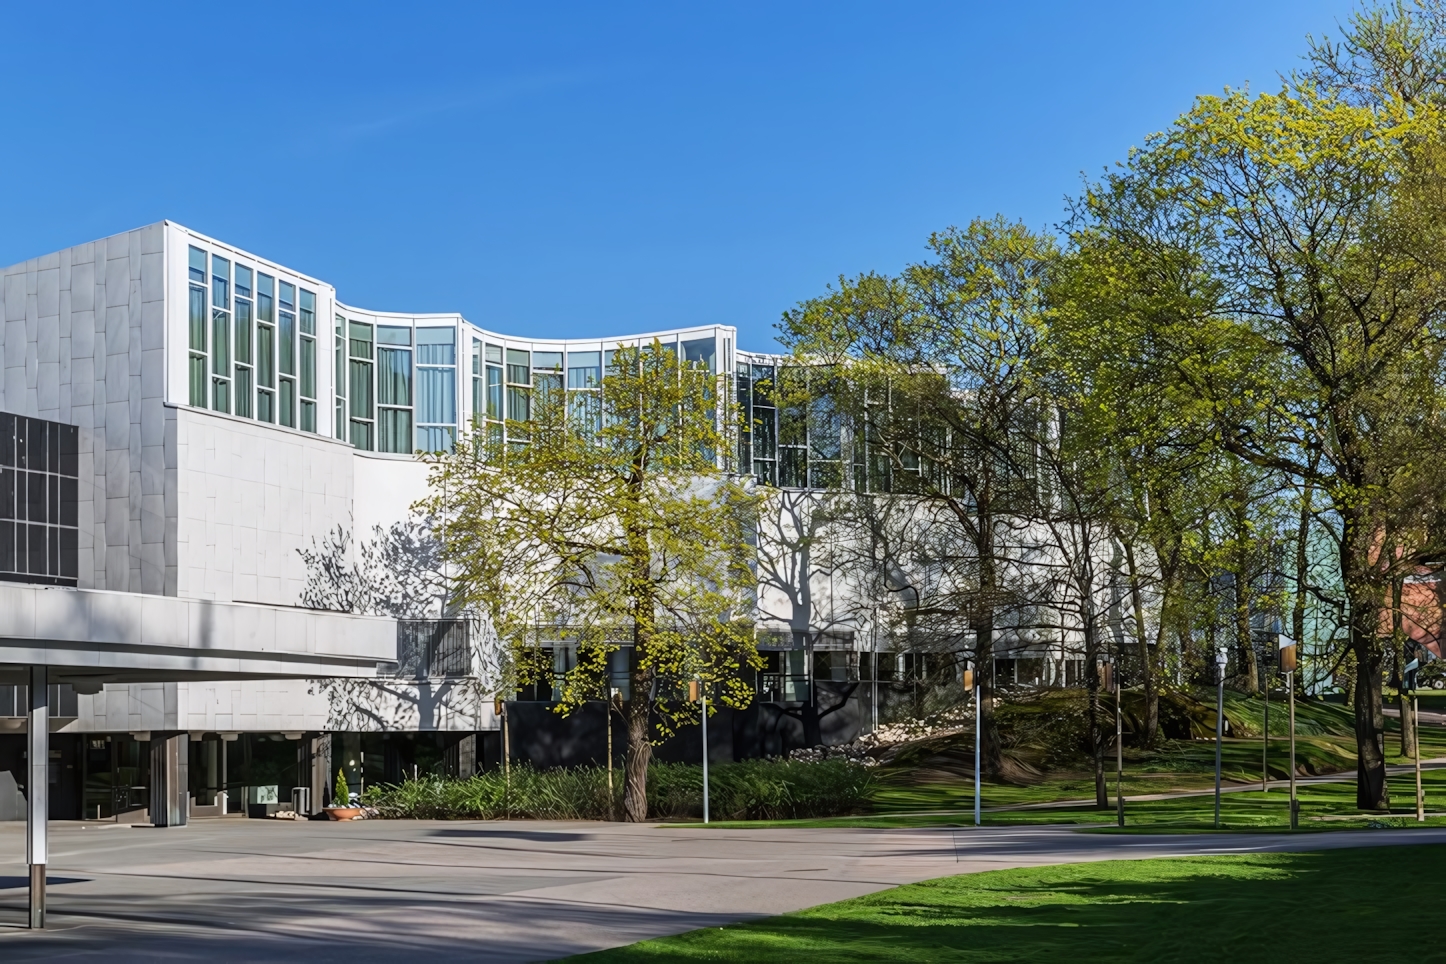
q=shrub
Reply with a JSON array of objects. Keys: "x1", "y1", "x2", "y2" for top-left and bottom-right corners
[{"x1": 361, "y1": 758, "x2": 873, "y2": 822}]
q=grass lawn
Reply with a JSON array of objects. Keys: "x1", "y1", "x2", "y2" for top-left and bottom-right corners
[
  {"x1": 571, "y1": 844, "x2": 1446, "y2": 962},
  {"x1": 692, "y1": 749, "x2": 1446, "y2": 832}
]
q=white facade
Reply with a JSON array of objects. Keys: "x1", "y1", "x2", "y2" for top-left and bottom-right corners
[{"x1": 0, "y1": 222, "x2": 755, "y2": 737}]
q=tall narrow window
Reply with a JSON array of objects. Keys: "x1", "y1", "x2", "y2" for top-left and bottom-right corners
[
  {"x1": 506, "y1": 348, "x2": 531, "y2": 424},
  {"x1": 299, "y1": 289, "x2": 317, "y2": 432},
  {"x1": 348, "y1": 321, "x2": 374, "y2": 451},
  {"x1": 416, "y1": 327, "x2": 456, "y2": 452},
  {"x1": 335, "y1": 315, "x2": 347, "y2": 441},
  {"x1": 210, "y1": 256, "x2": 231, "y2": 412},
  {"x1": 188, "y1": 246, "x2": 206, "y2": 283},
  {"x1": 278, "y1": 281, "x2": 296, "y2": 428},
  {"x1": 257, "y1": 274, "x2": 275, "y2": 422},
  {"x1": 377, "y1": 326, "x2": 412, "y2": 453},
  {"x1": 234, "y1": 294, "x2": 253, "y2": 419},
  {"x1": 188, "y1": 283, "x2": 207, "y2": 407}
]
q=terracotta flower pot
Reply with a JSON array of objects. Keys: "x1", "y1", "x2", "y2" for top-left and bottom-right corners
[{"x1": 323, "y1": 806, "x2": 364, "y2": 821}]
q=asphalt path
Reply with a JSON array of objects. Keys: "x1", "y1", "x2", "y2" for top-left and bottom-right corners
[{"x1": 2, "y1": 817, "x2": 1445, "y2": 961}]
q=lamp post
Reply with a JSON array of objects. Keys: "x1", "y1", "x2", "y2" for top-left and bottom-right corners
[
  {"x1": 1279, "y1": 634, "x2": 1298, "y2": 829},
  {"x1": 690, "y1": 678, "x2": 710, "y2": 824},
  {"x1": 1404, "y1": 651, "x2": 1424, "y2": 822},
  {"x1": 1101, "y1": 655, "x2": 1123, "y2": 827},
  {"x1": 962, "y1": 662, "x2": 980, "y2": 826},
  {"x1": 1214, "y1": 648, "x2": 1228, "y2": 829}
]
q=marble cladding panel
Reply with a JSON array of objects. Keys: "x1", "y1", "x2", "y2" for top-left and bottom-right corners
[
  {"x1": 173, "y1": 408, "x2": 355, "y2": 605},
  {"x1": 0, "y1": 224, "x2": 170, "y2": 593}
]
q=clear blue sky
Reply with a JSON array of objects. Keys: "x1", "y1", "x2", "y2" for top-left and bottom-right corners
[{"x1": 1, "y1": 1, "x2": 1357, "y2": 351}]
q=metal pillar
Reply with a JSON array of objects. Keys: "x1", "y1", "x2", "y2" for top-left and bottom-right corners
[
  {"x1": 27, "y1": 665, "x2": 48, "y2": 929},
  {"x1": 973, "y1": 679, "x2": 981, "y2": 827},
  {"x1": 1214, "y1": 652, "x2": 1226, "y2": 830},
  {"x1": 701, "y1": 693, "x2": 710, "y2": 825},
  {"x1": 148, "y1": 733, "x2": 189, "y2": 827}
]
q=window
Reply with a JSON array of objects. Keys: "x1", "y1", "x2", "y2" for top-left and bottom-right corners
[
  {"x1": 506, "y1": 348, "x2": 530, "y2": 386},
  {"x1": 188, "y1": 246, "x2": 206, "y2": 283},
  {"x1": 211, "y1": 256, "x2": 230, "y2": 311},
  {"x1": 506, "y1": 348, "x2": 530, "y2": 424},
  {"x1": 257, "y1": 274, "x2": 275, "y2": 422},
  {"x1": 278, "y1": 282, "x2": 296, "y2": 428},
  {"x1": 188, "y1": 284, "x2": 207, "y2": 407},
  {"x1": 234, "y1": 295, "x2": 253, "y2": 419},
  {"x1": 334, "y1": 315, "x2": 348, "y2": 441},
  {"x1": 299, "y1": 290, "x2": 316, "y2": 432},
  {"x1": 348, "y1": 321, "x2": 374, "y2": 450},
  {"x1": 235, "y1": 264, "x2": 252, "y2": 299},
  {"x1": 750, "y1": 364, "x2": 777, "y2": 485},
  {"x1": 376, "y1": 326, "x2": 412, "y2": 453},
  {"x1": 567, "y1": 351, "x2": 601, "y2": 390},
  {"x1": 416, "y1": 327, "x2": 456, "y2": 452},
  {"x1": 0, "y1": 414, "x2": 79, "y2": 586},
  {"x1": 682, "y1": 337, "x2": 716, "y2": 373},
  {"x1": 209, "y1": 256, "x2": 231, "y2": 412}
]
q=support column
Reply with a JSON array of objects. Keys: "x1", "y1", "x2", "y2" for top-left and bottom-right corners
[
  {"x1": 27, "y1": 665, "x2": 48, "y2": 930},
  {"x1": 148, "y1": 733, "x2": 190, "y2": 827},
  {"x1": 311, "y1": 734, "x2": 332, "y2": 810},
  {"x1": 458, "y1": 733, "x2": 477, "y2": 779}
]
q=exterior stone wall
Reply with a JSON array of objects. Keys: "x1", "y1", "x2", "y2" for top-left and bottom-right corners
[{"x1": 0, "y1": 223, "x2": 171, "y2": 595}]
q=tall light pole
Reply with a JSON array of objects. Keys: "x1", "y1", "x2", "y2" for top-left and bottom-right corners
[
  {"x1": 1280, "y1": 634, "x2": 1298, "y2": 829},
  {"x1": 963, "y1": 661, "x2": 979, "y2": 826},
  {"x1": 690, "y1": 678, "x2": 710, "y2": 824},
  {"x1": 1214, "y1": 648, "x2": 1228, "y2": 830},
  {"x1": 1106, "y1": 656, "x2": 1123, "y2": 827}
]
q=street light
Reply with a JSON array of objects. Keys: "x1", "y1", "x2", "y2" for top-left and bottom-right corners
[
  {"x1": 1100, "y1": 654, "x2": 1123, "y2": 827},
  {"x1": 1279, "y1": 634, "x2": 1298, "y2": 829},
  {"x1": 689, "y1": 678, "x2": 710, "y2": 824},
  {"x1": 963, "y1": 661, "x2": 979, "y2": 827},
  {"x1": 1214, "y1": 648, "x2": 1229, "y2": 829}
]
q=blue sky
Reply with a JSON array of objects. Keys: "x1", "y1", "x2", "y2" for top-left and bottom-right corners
[{"x1": 1, "y1": 1, "x2": 1357, "y2": 351}]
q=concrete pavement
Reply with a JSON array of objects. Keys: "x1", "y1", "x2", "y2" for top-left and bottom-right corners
[{"x1": 2, "y1": 817, "x2": 1445, "y2": 962}]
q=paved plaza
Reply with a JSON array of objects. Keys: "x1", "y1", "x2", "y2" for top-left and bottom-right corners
[{"x1": 3, "y1": 818, "x2": 1445, "y2": 961}]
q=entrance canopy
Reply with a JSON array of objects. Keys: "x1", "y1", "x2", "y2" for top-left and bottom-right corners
[
  {"x1": 0, "y1": 583, "x2": 395, "y2": 930},
  {"x1": 0, "y1": 584, "x2": 395, "y2": 687}
]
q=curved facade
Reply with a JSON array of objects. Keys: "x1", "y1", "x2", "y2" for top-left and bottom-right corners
[{"x1": 173, "y1": 221, "x2": 743, "y2": 457}]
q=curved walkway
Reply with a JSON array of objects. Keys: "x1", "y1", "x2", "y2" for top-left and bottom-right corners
[{"x1": 2, "y1": 817, "x2": 1445, "y2": 961}]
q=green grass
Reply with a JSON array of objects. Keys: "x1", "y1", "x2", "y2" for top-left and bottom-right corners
[
  {"x1": 571, "y1": 844, "x2": 1446, "y2": 962},
  {"x1": 688, "y1": 756, "x2": 1446, "y2": 831}
]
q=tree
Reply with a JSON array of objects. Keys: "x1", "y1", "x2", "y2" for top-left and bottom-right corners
[
  {"x1": 1071, "y1": 72, "x2": 1446, "y2": 809},
  {"x1": 779, "y1": 217, "x2": 1057, "y2": 778},
  {"x1": 420, "y1": 341, "x2": 760, "y2": 822}
]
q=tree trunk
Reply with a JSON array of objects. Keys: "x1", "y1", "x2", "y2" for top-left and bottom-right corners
[
  {"x1": 623, "y1": 685, "x2": 653, "y2": 822},
  {"x1": 1123, "y1": 540, "x2": 1157, "y2": 747},
  {"x1": 1233, "y1": 571, "x2": 1259, "y2": 694},
  {"x1": 1350, "y1": 600, "x2": 1389, "y2": 811}
]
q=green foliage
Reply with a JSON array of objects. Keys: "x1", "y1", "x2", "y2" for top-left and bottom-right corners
[
  {"x1": 360, "y1": 760, "x2": 874, "y2": 822},
  {"x1": 419, "y1": 340, "x2": 762, "y2": 819}
]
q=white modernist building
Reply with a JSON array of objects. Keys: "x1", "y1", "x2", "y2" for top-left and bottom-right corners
[{"x1": 1, "y1": 221, "x2": 916, "y2": 829}]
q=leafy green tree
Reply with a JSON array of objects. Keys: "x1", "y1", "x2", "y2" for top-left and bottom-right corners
[
  {"x1": 779, "y1": 217, "x2": 1058, "y2": 778},
  {"x1": 421, "y1": 341, "x2": 760, "y2": 822},
  {"x1": 1071, "y1": 72, "x2": 1446, "y2": 808}
]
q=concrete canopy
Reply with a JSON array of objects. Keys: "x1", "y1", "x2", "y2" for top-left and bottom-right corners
[{"x1": 0, "y1": 584, "x2": 395, "y2": 687}]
